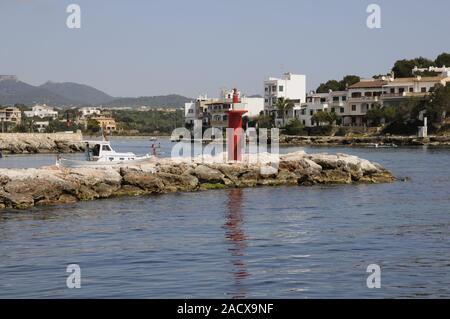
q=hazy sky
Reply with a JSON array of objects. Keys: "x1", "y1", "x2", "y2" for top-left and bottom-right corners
[{"x1": 1, "y1": 0, "x2": 449, "y2": 98}]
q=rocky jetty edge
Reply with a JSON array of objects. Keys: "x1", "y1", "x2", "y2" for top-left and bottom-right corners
[
  {"x1": 0, "y1": 132, "x2": 84, "y2": 154},
  {"x1": 0, "y1": 151, "x2": 395, "y2": 210}
]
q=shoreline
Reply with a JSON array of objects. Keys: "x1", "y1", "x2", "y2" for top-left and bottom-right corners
[
  {"x1": 279, "y1": 135, "x2": 450, "y2": 147},
  {"x1": 0, "y1": 151, "x2": 395, "y2": 210}
]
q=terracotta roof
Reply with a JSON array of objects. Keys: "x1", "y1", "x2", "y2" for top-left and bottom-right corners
[
  {"x1": 348, "y1": 80, "x2": 387, "y2": 89},
  {"x1": 391, "y1": 76, "x2": 446, "y2": 83}
]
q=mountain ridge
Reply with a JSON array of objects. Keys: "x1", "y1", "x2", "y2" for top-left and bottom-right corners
[{"x1": 0, "y1": 77, "x2": 192, "y2": 108}]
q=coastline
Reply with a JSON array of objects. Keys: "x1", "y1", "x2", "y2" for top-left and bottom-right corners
[{"x1": 279, "y1": 135, "x2": 450, "y2": 147}]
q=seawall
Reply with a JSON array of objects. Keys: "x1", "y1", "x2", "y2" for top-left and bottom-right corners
[
  {"x1": 0, "y1": 151, "x2": 395, "y2": 210},
  {"x1": 0, "y1": 132, "x2": 84, "y2": 154}
]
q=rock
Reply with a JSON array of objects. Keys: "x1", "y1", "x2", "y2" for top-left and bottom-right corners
[
  {"x1": 0, "y1": 132, "x2": 84, "y2": 154},
  {"x1": 193, "y1": 165, "x2": 225, "y2": 183},
  {"x1": 0, "y1": 151, "x2": 395, "y2": 210},
  {"x1": 0, "y1": 190, "x2": 34, "y2": 209}
]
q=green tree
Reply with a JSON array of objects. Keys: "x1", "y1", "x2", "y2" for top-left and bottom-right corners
[
  {"x1": 87, "y1": 119, "x2": 100, "y2": 133},
  {"x1": 251, "y1": 115, "x2": 274, "y2": 129},
  {"x1": 435, "y1": 52, "x2": 450, "y2": 67},
  {"x1": 275, "y1": 97, "x2": 294, "y2": 126},
  {"x1": 316, "y1": 75, "x2": 360, "y2": 92},
  {"x1": 366, "y1": 104, "x2": 385, "y2": 126},
  {"x1": 423, "y1": 84, "x2": 450, "y2": 124},
  {"x1": 392, "y1": 57, "x2": 436, "y2": 78},
  {"x1": 312, "y1": 110, "x2": 337, "y2": 126},
  {"x1": 316, "y1": 80, "x2": 341, "y2": 93},
  {"x1": 340, "y1": 75, "x2": 360, "y2": 90},
  {"x1": 284, "y1": 119, "x2": 306, "y2": 135}
]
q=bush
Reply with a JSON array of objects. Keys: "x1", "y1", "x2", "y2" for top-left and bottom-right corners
[
  {"x1": 307, "y1": 125, "x2": 333, "y2": 136},
  {"x1": 283, "y1": 119, "x2": 307, "y2": 135}
]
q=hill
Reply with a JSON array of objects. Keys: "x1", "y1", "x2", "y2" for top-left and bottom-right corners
[
  {"x1": 40, "y1": 81, "x2": 114, "y2": 105},
  {"x1": 0, "y1": 78, "x2": 78, "y2": 106}
]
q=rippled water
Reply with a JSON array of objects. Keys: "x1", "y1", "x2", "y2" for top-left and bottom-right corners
[{"x1": 0, "y1": 138, "x2": 449, "y2": 298}]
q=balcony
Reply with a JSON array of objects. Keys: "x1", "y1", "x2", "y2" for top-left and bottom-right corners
[{"x1": 348, "y1": 96, "x2": 380, "y2": 103}]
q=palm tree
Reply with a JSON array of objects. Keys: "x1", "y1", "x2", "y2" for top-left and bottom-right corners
[{"x1": 275, "y1": 97, "x2": 294, "y2": 126}]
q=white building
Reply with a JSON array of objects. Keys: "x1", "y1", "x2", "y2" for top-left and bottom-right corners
[
  {"x1": 264, "y1": 73, "x2": 306, "y2": 118},
  {"x1": 35, "y1": 121, "x2": 49, "y2": 133},
  {"x1": 79, "y1": 106, "x2": 102, "y2": 119},
  {"x1": 296, "y1": 92, "x2": 330, "y2": 127},
  {"x1": 24, "y1": 104, "x2": 58, "y2": 119}
]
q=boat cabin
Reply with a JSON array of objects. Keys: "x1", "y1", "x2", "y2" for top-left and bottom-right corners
[{"x1": 84, "y1": 141, "x2": 137, "y2": 162}]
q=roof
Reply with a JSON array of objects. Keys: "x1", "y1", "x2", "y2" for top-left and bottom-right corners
[{"x1": 348, "y1": 80, "x2": 387, "y2": 89}]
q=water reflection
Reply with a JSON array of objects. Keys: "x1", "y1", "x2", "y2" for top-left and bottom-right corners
[{"x1": 224, "y1": 189, "x2": 249, "y2": 298}]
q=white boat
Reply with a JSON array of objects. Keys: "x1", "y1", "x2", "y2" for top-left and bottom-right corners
[{"x1": 58, "y1": 140, "x2": 153, "y2": 167}]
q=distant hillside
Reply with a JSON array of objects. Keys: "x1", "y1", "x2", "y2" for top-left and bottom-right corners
[
  {"x1": 40, "y1": 81, "x2": 114, "y2": 105},
  {"x1": 104, "y1": 94, "x2": 192, "y2": 108},
  {"x1": 0, "y1": 79, "x2": 79, "y2": 106},
  {"x1": 0, "y1": 76, "x2": 192, "y2": 108}
]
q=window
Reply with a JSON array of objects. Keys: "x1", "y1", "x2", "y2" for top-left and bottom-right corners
[
  {"x1": 333, "y1": 96, "x2": 339, "y2": 102},
  {"x1": 188, "y1": 109, "x2": 194, "y2": 113},
  {"x1": 265, "y1": 98, "x2": 269, "y2": 103},
  {"x1": 320, "y1": 98, "x2": 326, "y2": 103},
  {"x1": 340, "y1": 107, "x2": 345, "y2": 113},
  {"x1": 272, "y1": 86, "x2": 277, "y2": 92},
  {"x1": 302, "y1": 120, "x2": 306, "y2": 125},
  {"x1": 390, "y1": 88, "x2": 395, "y2": 94},
  {"x1": 342, "y1": 96, "x2": 347, "y2": 101},
  {"x1": 310, "y1": 110, "x2": 314, "y2": 116},
  {"x1": 102, "y1": 145, "x2": 111, "y2": 151},
  {"x1": 399, "y1": 88, "x2": 405, "y2": 94},
  {"x1": 278, "y1": 85, "x2": 284, "y2": 92},
  {"x1": 409, "y1": 87, "x2": 414, "y2": 93},
  {"x1": 351, "y1": 105, "x2": 356, "y2": 111},
  {"x1": 365, "y1": 92, "x2": 372, "y2": 97},
  {"x1": 331, "y1": 108, "x2": 335, "y2": 113},
  {"x1": 351, "y1": 92, "x2": 362, "y2": 98},
  {"x1": 265, "y1": 87, "x2": 269, "y2": 92},
  {"x1": 421, "y1": 87, "x2": 426, "y2": 93}
]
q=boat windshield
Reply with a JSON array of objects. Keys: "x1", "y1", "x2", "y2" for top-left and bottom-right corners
[{"x1": 92, "y1": 144, "x2": 100, "y2": 157}]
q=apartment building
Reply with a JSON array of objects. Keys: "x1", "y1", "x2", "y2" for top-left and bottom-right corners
[
  {"x1": 185, "y1": 91, "x2": 264, "y2": 129},
  {"x1": 24, "y1": 104, "x2": 58, "y2": 119},
  {"x1": 0, "y1": 107, "x2": 21, "y2": 124},
  {"x1": 263, "y1": 73, "x2": 306, "y2": 119},
  {"x1": 295, "y1": 91, "x2": 347, "y2": 127}
]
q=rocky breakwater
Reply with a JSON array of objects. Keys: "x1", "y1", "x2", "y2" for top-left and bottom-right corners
[
  {"x1": 0, "y1": 132, "x2": 84, "y2": 154},
  {"x1": 0, "y1": 151, "x2": 395, "y2": 210}
]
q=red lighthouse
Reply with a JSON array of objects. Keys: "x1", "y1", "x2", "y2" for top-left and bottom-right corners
[{"x1": 227, "y1": 88, "x2": 247, "y2": 161}]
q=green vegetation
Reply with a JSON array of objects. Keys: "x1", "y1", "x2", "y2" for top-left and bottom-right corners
[
  {"x1": 312, "y1": 110, "x2": 337, "y2": 126},
  {"x1": 391, "y1": 52, "x2": 450, "y2": 78},
  {"x1": 316, "y1": 75, "x2": 360, "y2": 93},
  {"x1": 283, "y1": 119, "x2": 307, "y2": 135},
  {"x1": 275, "y1": 97, "x2": 294, "y2": 126},
  {"x1": 113, "y1": 109, "x2": 184, "y2": 134}
]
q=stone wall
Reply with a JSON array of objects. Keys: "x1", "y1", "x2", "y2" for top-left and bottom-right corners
[{"x1": 0, "y1": 132, "x2": 84, "y2": 154}]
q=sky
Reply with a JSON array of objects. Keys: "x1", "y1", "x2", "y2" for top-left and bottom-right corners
[{"x1": 0, "y1": 0, "x2": 449, "y2": 98}]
